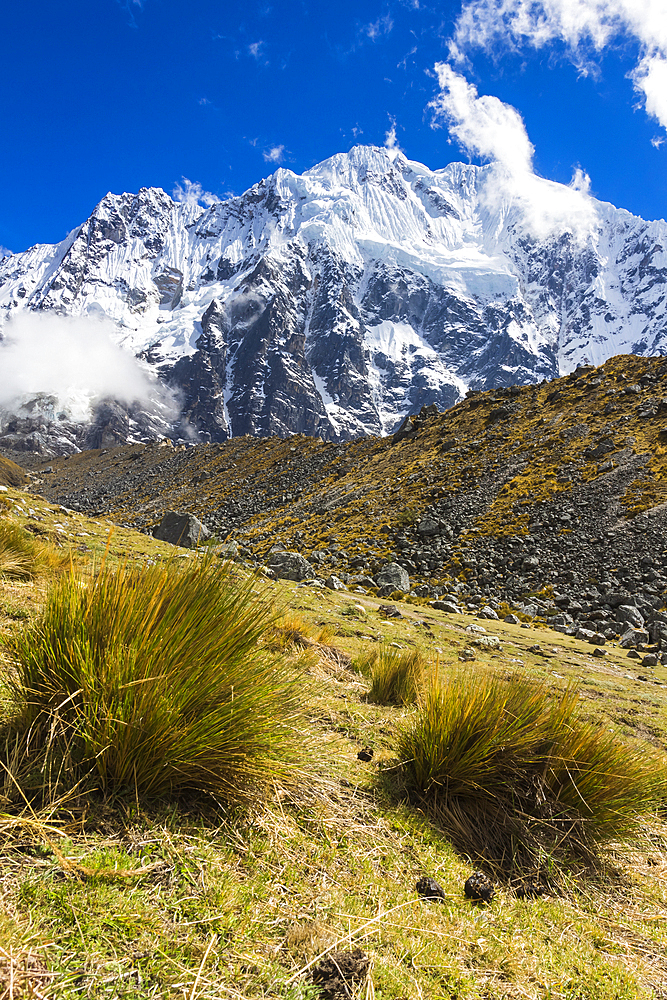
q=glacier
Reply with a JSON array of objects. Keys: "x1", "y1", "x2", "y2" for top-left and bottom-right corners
[{"x1": 0, "y1": 144, "x2": 666, "y2": 452}]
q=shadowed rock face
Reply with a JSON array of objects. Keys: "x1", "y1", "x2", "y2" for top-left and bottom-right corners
[
  {"x1": 2, "y1": 146, "x2": 667, "y2": 453},
  {"x1": 153, "y1": 511, "x2": 211, "y2": 548}
]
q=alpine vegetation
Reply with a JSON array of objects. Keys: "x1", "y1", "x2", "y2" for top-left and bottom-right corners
[
  {"x1": 0, "y1": 521, "x2": 68, "y2": 580},
  {"x1": 357, "y1": 644, "x2": 428, "y2": 706},
  {"x1": 2, "y1": 559, "x2": 311, "y2": 805},
  {"x1": 394, "y1": 670, "x2": 667, "y2": 869}
]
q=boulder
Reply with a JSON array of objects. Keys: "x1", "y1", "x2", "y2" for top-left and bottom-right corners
[
  {"x1": 619, "y1": 629, "x2": 650, "y2": 648},
  {"x1": 616, "y1": 605, "x2": 645, "y2": 629},
  {"x1": 605, "y1": 591, "x2": 632, "y2": 607},
  {"x1": 267, "y1": 551, "x2": 315, "y2": 582},
  {"x1": 375, "y1": 562, "x2": 410, "y2": 593},
  {"x1": 349, "y1": 574, "x2": 377, "y2": 588},
  {"x1": 325, "y1": 575, "x2": 345, "y2": 591},
  {"x1": 417, "y1": 518, "x2": 439, "y2": 536},
  {"x1": 478, "y1": 606, "x2": 499, "y2": 620},
  {"x1": 474, "y1": 635, "x2": 502, "y2": 650},
  {"x1": 153, "y1": 511, "x2": 211, "y2": 549},
  {"x1": 431, "y1": 600, "x2": 461, "y2": 614}
]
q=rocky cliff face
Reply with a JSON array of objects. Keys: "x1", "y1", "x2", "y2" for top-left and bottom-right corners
[{"x1": 1, "y1": 146, "x2": 667, "y2": 452}]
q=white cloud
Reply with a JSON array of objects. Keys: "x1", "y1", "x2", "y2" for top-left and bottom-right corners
[
  {"x1": 172, "y1": 177, "x2": 220, "y2": 208},
  {"x1": 365, "y1": 14, "x2": 394, "y2": 40},
  {"x1": 434, "y1": 63, "x2": 534, "y2": 173},
  {"x1": 451, "y1": 0, "x2": 667, "y2": 134},
  {"x1": 263, "y1": 144, "x2": 286, "y2": 164},
  {"x1": 635, "y1": 52, "x2": 667, "y2": 130},
  {"x1": 248, "y1": 40, "x2": 265, "y2": 59},
  {"x1": 432, "y1": 63, "x2": 599, "y2": 239},
  {"x1": 0, "y1": 313, "x2": 179, "y2": 424},
  {"x1": 569, "y1": 166, "x2": 592, "y2": 193},
  {"x1": 398, "y1": 45, "x2": 418, "y2": 70},
  {"x1": 384, "y1": 119, "x2": 401, "y2": 158}
]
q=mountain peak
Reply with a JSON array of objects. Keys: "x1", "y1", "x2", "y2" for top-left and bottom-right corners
[{"x1": 0, "y1": 147, "x2": 666, "y2": 454}]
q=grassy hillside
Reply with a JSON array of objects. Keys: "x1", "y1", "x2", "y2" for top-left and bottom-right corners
[
  {"x1": 0, "y1": 486, "x2": 666, "y2": 998},
  {"x1": 0, "y1": 455, "x2": 26, "y2": 488},
  {"x1": 13, "y1": 354, "x2": 667, "y2": 609}
]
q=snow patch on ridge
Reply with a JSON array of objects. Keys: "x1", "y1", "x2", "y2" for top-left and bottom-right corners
[
  {"x1": 364, "y1": 320, "x2": 467, "y2": 434},
  {"x1": 1, "y1": 144, "x2": 667, "y2": 451}
]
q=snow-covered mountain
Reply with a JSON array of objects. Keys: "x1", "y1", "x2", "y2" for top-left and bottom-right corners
[{"x1": 1, "y1": 144, "x2": 666, "y2": 453}]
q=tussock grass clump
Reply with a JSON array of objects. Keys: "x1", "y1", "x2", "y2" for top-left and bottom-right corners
[
  {"x1": 268, "y1": 613, "x2": 334, "y2": 652},
  {"x1": 0, "y1": 521, "x2": 67, "y2": 580},
  {"x1": 2, "y1": 560, "x2": 310, "y2": 805},
  {"x1": 358, "y1": 645, "x2": 427, "y2": 705},
  {"x1": 394, "y1": 671, "x2": 667, "y2": 869}
]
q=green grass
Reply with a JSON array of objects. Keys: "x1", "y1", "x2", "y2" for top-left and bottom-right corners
[
  {"x1": 393, "y1": 670, "x2": 667, "y2": 871},
  {"x1": 0, "y1": 455, "x2": 26, "y2": 488},
  {"x1": 1, "y1": 494, "x2": 667, "y2": 998},
  {"x1": 356, "y1": 644, "x2": 428, "y2": 706},
  {"x1": 2, "y1": 558, "x2": 312, "y2": 805},
  {"x1": 0, "y1": 520, "x2": 68, "y2": 580}
]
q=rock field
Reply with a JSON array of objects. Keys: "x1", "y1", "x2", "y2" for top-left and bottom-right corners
[{"x1": 6, "y1": 353, "x2": 667, "y2": 662}]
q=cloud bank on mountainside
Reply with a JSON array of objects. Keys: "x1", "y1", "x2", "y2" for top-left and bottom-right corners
[
  {"x1": 431, "y1": 63, "x2": 599, "y2": 241},
  {"x1": 0, "y1": 312, "x2": 180, "y2": 424}
]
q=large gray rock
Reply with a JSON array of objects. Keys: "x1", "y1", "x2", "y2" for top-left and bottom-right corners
[
  {"x1": 375, "y1": 562, "x2": 410, "y2": 593},
  {"x1": 267, "y1": 550, "x2": 315, "y2": 582},
  {"x1": 619, "y1": 628, "x2": 650, "y2": 648},
  {"x1": 431, "y1": 600, "x2": 461, "y2": 614},
  {"x1": 616, "y1": 605, "x2": 645, "y2": 629},
  {"x1": 349, "y1": 574, "x2": 377, "y2": 588},
  {"x1": 153, "y1": 511, "x2": 211, "y2": 549}
]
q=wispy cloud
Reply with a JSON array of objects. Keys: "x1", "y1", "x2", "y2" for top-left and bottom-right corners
[
  {"x1": 263, "y1": 145, "x2": 286, "y2": 164},
  {"x1": 384, "y1": 118, "x2": 401, "y2": 157},
  {"x1": 431, "y1": 62, "x2": 598, "y2": 239},
  {"x1": 248, "y1": 40, "x2": 267, "y2": 62},
  {"x1": 398, "y1": 45, "x2": 418, "y2": 70},
  {"x1": 116, "y1": 0, "x2": 146, "y2": 28},
  {"x1": 365, "y1": 14, "x2": 394, "y2": 40},
  {"x1": 451, "y1": 0, "x2": 667, "y2": 136},
  {"x1": 334, "y1": 11, "x2": 396, "y2": 58},
  {"x1": 172, "y1": 178, "x2": 220, "y2": 208}
]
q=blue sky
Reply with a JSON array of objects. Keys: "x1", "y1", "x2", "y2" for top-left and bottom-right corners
[{"x1": 1, "y1": 0, "x2": 666, "y2": 252}]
